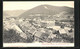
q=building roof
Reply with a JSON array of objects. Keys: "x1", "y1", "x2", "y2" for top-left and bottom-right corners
[
  {"x1": 53, "y1": 26, "x2": 61, "y2": 30},
  {"x1": 59, "y1": 29, "x2": 67, "y2": 34},
  {"x1": 35, "y1": 31, "x2": 43, "y2": 37}
]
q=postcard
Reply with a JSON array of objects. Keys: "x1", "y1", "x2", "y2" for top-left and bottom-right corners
[{"x1": 3, "y1": 1, "x2": 74, "y2": 47}]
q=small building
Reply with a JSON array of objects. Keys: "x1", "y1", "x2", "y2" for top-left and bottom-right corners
[{"x1": 59, "y1": 29, "x2": 67, "y2": 34}]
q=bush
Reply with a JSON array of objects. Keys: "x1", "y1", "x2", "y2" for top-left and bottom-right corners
[{"x1": 3, "y1": 29, "x2": 26, "y2": 43}]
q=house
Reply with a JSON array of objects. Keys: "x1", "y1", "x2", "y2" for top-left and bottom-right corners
[
  {"x1": 59, "y1": 29, "x2": 67, "y2": 34},
  {"x1": 53, "y1": 26, "x2": 61, "y2": 31}
]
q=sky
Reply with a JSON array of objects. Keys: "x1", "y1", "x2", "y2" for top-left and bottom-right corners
[{"x1": 3, "y1": 1, "x2": 74, "y2": 11}]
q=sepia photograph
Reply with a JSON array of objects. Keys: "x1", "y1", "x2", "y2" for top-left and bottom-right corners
[{"x1": 3, "y1": 1, "x2": 74, "y2": 47}]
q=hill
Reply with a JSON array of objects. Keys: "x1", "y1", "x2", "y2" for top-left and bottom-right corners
[
  {"x1": 3, "y1": 10, "x2": 26, "y2": 17},
  {"x1": 19, "y1": 4, "x2": 74, "y2": 19}
]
